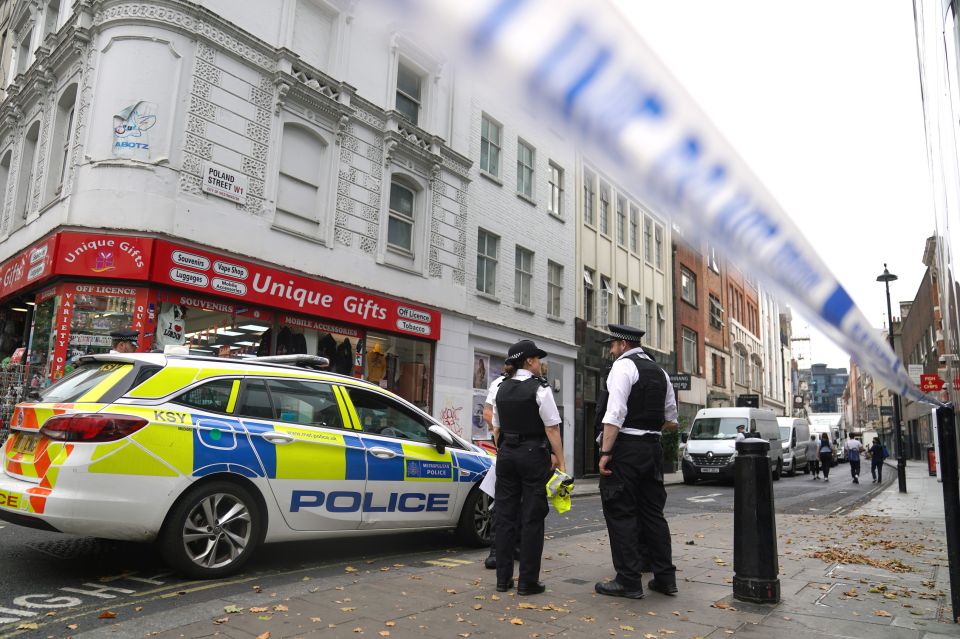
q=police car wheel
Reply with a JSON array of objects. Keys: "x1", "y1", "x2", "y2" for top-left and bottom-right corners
[
  {"x1": 160, "y1": 481, "x2": 262, "y2": 579},
  {"x1": 456, "y1": 488, "x2": 492, "y2": 547}
]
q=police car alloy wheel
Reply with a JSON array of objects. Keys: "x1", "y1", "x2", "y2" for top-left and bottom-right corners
[
  {"x1": 160, "y1": 481, "x2": 263, "y2": 579},
  {"x1": 456, "y1": 488, "x2": 492, "y2": 547}
]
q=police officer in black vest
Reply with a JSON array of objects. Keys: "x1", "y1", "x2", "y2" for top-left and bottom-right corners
[
  {"x1": 595, "y1": 324, "x2": 679, "y2": 599},
  {"x1": 491, "y1": 339, "x2": 565, "y2": 596}
]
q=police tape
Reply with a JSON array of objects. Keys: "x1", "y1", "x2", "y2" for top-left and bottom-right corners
[{"x1": 371, "y1": 0, "x2": 936, "y2": 406}]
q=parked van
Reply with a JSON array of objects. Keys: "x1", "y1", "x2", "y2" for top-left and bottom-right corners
[
  {"x1": 681, "y1": 407, "x2": 784, "y2": 484},
  {"x1": 777, "y1": 417, "x2": 811, "y2": 476}
]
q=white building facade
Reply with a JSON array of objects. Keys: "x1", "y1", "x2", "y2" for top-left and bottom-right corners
[{"x1": 0, "y1": 0, "x2": 577, "y2": 466}]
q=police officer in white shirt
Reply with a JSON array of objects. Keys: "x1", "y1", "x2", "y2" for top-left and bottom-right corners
[
  {"x1": 595, "y1": 324, "x2": 679, "y2": 600},
  {"x1": 491, "y1": 339, "x2": 565, "y2": 596},
  {"x1": 482, "y1": 370, "x2": 505, "y2": 570}
]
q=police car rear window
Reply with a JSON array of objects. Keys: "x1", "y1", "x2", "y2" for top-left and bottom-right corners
[{"x1": 40, "y1": 362, "x2": 133, "y2": 403}]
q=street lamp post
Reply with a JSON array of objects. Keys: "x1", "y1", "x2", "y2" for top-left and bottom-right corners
[{"x1": 877, "y1": 264, "x2": 908, "y2": 493}]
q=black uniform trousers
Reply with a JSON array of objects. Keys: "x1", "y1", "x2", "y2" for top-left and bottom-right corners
[
  {"x1": 599, "y1": 435, "x2": 676, "y2": 590},
  {"x1": 494, "y1": 438, "x2": 551, "y2": 586}
]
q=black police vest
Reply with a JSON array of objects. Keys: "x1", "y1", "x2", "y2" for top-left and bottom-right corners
[
  {"x1": 622, "y1": 354, "x2": 668, "y2": 431},
  {"x1": 496, "y1": 376, "x2": 546, "y2": 436}
]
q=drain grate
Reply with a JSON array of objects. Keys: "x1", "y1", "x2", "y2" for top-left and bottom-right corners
[
  {"x1": 564, "y1": 578, "x2": 590, "y2": 585},
  {"x1": 26, "y1": 537, "x2": 121, "y2": 560}
]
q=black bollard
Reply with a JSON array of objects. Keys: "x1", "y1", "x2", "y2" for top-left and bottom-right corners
[
  {"x1": 733, "y1": 438, "x2": 780, "y2": 604},
  {"x1": 935, "y1": 404, "x2": 960, "y2": 623}
]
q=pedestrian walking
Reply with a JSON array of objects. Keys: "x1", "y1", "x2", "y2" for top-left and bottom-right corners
[
  {"x1": 819, "y1": 433, "x2": 833, "y2": 482},
  {"x1": 805, "y1": 434, "x2": 821, "y2": 479},
  {"x1": 595, "y1": 324, "x2": 679, "y2": 600},
  {"x1": 845, "y1": 433, "x2": 864, "y2": 484},
  {"x1": 869, "y1": 437, "x2": 887, "y2": 483},
  {"x1": 490, "y1": 339, "x2": 565, "y2": 596}
]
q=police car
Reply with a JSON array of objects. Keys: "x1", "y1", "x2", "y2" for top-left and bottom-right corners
[{"x1": 0, "y1": 353, "x2": 493, "y2": 578}]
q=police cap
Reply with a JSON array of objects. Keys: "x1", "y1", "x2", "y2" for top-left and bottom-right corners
[
  {"x1": 505, "y1": 339, "x2": 548, "y2": 363},
  {"x1": 110, "y1": 329, "x2": 139, "y2": 345},
  {"x1": 600, "y1": 323, "x2": 646, "y2": 344}
]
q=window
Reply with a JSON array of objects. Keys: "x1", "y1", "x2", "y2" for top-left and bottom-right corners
[
  {"x1": 517, "y1": 140, "x2": 534, "y2": 198},
  {"x1": 476, "y1": 229, "x2": 499, "y2": 295},
  {"x1": 547, "y1": 260, "x2": 563, "y2": 317},
  {"x1": 709, "y1": 294, "x2": 723, "y2": 329},
  {"x1": 548, "y1": 162, "x2": 563, "y2": 216},
  {"x1": 643, "y1": 216, "x2": 653, "y2": 262},
  {"x1": 712, "y1": 353, "x2": 726, "y2": 387},
  {"x1": 584, "y1": 268, "x2": 595, "y2": 323},
  {"x1": 629, "y1": 205, "x2": 639, "y2": 252},
  {"x1": 175, "y1": 379, "x2": 237, "y2": 413},
  {"x1": 682, "y1": 327, "x2": 698, "y2": 374},
  {"x1": 343, "y1": 387, "x2": 432, "y2": 443},
  {"x1": 708, "y1": 244, "x2": 720, "y2": 273},
  {"x1": 480, "y1": 115, "x2": 501, "y2": 177},
  {"x1": 752, "y1": 359, "x2": 763, "y2": 393},
  {"x1": 583, "y1": 170, "x2": 595, "y2": 226},
  {"x1": 0, "y1": 151, "x2": 10, "y2": 223},
  {"x1": 268, "y1": 379, "x2": 344, "y2": 429},
  {"x1": 645, "y1": 299, "x2": 654, "y2": 345},
  {"x1": 44, "y1": 0, "x2": 61, "y2": 35},
  {"x1": 600, "y1": 276, "x2": 612, "y2": 325},
  {"x1": 17, "y1": 29, "x2": 33, "y2": 75},
  {"x1": 387, "y1": 180, "x2": 416, "y2": 253},
  {"x1": 631, "y1": 292, "x2": 641, "y2": 325},
  {"x1": 236, "y1": 379, "x2": 275, "y2": 419},
  {"x1": 277, "y1": 124, "x2": 326, "y2": 233},
  {"x1": 735, "y1": 347, "x2": 748, "y2": 385},
  {"x1": 514, "y1": 246, "x2": 533, "y2": 307},
  {"x1": 15, "y1": 121, "x2": 39, "y2": 223},
  {"x1": 599, "y1": 184, "x2": 610, "y2": 235},
  {"x1": 656, "y1": 304, "x2": 665, "y2": 350},
  {"x1": 655, "y1": 224, "x2": 664, "y2": 269},
  {"x1": 48, "y1": 84, "x2": 77, "y2": 200},
  {"x1": 396, "y1": 62, "x2": 422, "y2": 125},
  {"x1": 617, "y1": 286, "x2": 627, "y2": 324},
  {"x1": 616, "y1": 196, "x2": 626, "y2": 245},
  {"x1": 680, "y1": 268, "x2": 697, "y2": 306}
]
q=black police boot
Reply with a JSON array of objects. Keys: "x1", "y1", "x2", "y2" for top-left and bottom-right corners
[
  {"x1": 647, "y1": 578, "x2": 678, "y2": 596},
  {"x1": 484, "y1": 548, "x2": 496, "y2": 569},
  {"x1": 517, "y1": 581, "x2": 546, "y2": 596},
  {"x1": 594, "y1": 580, "x2": 645, "y2": 599}
]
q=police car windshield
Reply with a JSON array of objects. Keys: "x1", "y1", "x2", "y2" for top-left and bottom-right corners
[{"x1": 689, "y1": 418, "x2": 747, "y2": 440}]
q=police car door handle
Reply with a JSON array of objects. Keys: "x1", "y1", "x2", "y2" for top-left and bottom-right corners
[
  {"x1": 368, "y1": 446, "x2": 397, "y2": 459},
  {"x1": 262, "y1": 432, "x2": 295, "y2": 445}
]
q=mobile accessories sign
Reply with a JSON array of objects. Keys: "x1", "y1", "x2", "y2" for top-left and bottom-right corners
[{"x1": 201, "y1": 161, "x2": 248, "y2": 205}]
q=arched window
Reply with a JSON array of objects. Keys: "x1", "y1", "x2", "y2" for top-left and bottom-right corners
[
  {"x1": 735, "y1": 346, "x2": 748, "y2": 386},
  {"x1": 276, "y1": 123, "x2": 327, "y2": 235},
  {"x1": 752, "y1": 357, "x2": 764, "y2": 394},
  {"x1": 47, "y1": 84, "x2": 77, "y2": 201},
  {"x1": 15, "y1": 121, "x2": 40, "y2": 225}
]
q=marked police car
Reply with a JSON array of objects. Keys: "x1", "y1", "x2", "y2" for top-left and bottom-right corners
[{"x1": 0, "y1": 353, "x2": 493, "y2": 578}]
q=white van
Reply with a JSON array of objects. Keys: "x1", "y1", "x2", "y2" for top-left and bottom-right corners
[
  {"x1": 681, "y1": 407, "x2": 784, "y2": 484},
  {"x1": 777, "y1": 417, "x2": 811, "y2": 476}
]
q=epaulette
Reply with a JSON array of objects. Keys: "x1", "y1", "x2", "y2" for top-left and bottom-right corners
[{"x1": 535, "y1": 375, "x2": 550, "y2": 388}]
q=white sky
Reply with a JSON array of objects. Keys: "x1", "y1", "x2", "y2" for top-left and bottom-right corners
[{"x1": 615, "y1": 1, "x2": 934, "y2": 370}]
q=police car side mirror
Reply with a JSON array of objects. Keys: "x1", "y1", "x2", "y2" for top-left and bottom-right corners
[{"x1": 428, "y1": 424, "x2": 453, "y2": 454}]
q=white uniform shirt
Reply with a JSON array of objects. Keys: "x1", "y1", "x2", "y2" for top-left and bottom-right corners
[
  {"x1": 601, "y1": 347, "x2": 678, "y2": 436},
  {"x1": 484, "y1": 375, "x2": 504, "y2": 406},
  {"x1": 491, "y1": 369, "x2": 562, "y2": 430}
]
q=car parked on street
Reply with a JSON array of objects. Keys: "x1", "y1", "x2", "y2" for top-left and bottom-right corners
[
  {"x1": 777, "y1": 417, "x2": 811, "y2": 476},
  {"x1": 0, "y1": 353, "x2": 493, "y2": 578},
  {"x1": 681, "y1": 407, "x2": 784, "y2": 484}
]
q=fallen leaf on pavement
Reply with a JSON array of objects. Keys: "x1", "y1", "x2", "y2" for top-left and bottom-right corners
[
  {"x1": 341, "y1": 607, "x2": 356, "y2": 612},
  {"x1": 379, "y1": 632, "x2": 391, "y2": 637},
  {"x1": 256, "y1": 633, "x2": 270, "y2": 639},
  {"x1": 224, "y1": 605, "x2": 243, "y2": 614},
  {"x1": 619, "y1": 624, "x2": 634, "y2": 631},
  {"x1": 66, "y1": 624, "x2": 79, "y2": 630},
  {"x1": 446, "y1": 589, "x2": 458, "y2": 594},
  {"x1": 844, "y1": 588, "x2": 858, "y2": 597},
  {"x1": 99, "y1": 611, "x2": 118, "y2": 619},
  {"x1": 518, "y1": 603, "x2": 537, "y2": 609},
  {"x1": 510, "y1": 618, "x2": 524, "y2": 625},
  {"x1": 473, "y1": 604, "x2": 483, "y2": 610},
  {"x1": 643, "y1": 634, "x2": 656, "y2": 639},
  {"x1": 257, "y1": 615, "x2": 272, "y2": 621},
  {"x1": 274, "y1": 604, "x2": 289, "y2": 612},
  {"x1": 345, "y1": 566, "x2": 358, "y2": 573},
  {"x1": 385, "y1": 621, "x2": 396, "y2": 627},
  {"x1": 491, "y1": 595, "x2": 501, "y2": 601},
  {"x1": 250, "y1": 607, "x2": 269, "y2": 613},
  {"x1": 16, "y1": 623, "x2": 38, "y2": 630},
  {"x1": 213, "y1": 617, "x2": 229, "y2": 625},
  {"x1": 353, "y1": 627, "x2": 363, "y2": 633},
  {"x1": 874, "y1": 610, "x2": 892, "y2": 618}
]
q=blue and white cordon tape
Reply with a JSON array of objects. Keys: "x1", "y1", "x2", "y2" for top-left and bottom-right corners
[{"x1": 370, "y1": 0, "x2": 938, "y2": 406}]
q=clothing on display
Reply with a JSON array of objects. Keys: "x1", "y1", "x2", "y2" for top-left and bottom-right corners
[{"x1": 154, "y1": 304, "x2": 186, "y2": 349}]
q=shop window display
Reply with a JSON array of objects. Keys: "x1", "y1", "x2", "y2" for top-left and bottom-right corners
[
  {"x1": 69, "y1": 291, "x2": 138, "y2": 357},
  {"x1": 158, "y1": 297, "x2": 271, "y2": 359},
  {"x1": 364, "y1": 332, "x2": 432, "y2": 411},
  {"x1": 26, "y1": 293, "x2": 56, "y2": 385},
  {"x1": 276, "y1": 314, "x2": 361, "y2": 375}
]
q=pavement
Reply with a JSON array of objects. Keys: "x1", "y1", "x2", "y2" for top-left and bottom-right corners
[{"x1": 69, "y1": 459, "x2": 959, "y2": 639}]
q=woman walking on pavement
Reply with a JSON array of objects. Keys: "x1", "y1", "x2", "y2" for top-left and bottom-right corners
[
  {"x1": 818, "y1": 433, "x2": 833, "y2": 482},
  {"x1": 490, "y1": 339, "x2": 565, "y2": 596},
  {"x1": 805, "y1": 434, "x2": 821, "y2": 479}
]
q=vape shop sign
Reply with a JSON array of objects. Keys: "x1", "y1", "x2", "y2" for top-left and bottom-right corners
[{"x1": 201, "y1": 161, "x2": 248, "y2": 205}]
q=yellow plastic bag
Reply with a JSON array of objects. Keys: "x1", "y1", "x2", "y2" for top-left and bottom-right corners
[{"x1": 545, "y1": 469, "x2": 574, "y2": 514}]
